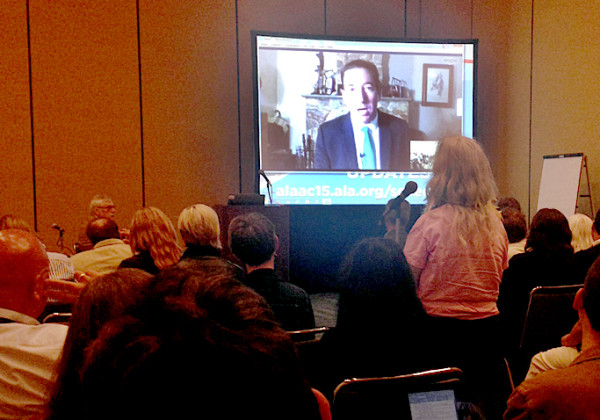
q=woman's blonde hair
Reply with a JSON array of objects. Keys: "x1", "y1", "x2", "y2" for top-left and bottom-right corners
[
  {"x1": 569, "y1": 213, "x2": 594, "y2": 252},
  {"x1": 177, "y1": 204, "x2": 221, "y2": 249},
  {"x1": 426, "y1": 136, "x2": 500, "y2": 245},
  {"x1": 129, "y1": 207, "x2": 182, "y2": 269}
]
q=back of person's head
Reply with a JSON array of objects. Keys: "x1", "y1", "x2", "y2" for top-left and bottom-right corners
[
  {"x1": 86, "y1": 218, "x2": 120, "y2": 245},
  {"x1": 75, "y1": 260, "x2": 320, "y2": 420},
  {"x1": 583, "y1": 257, "x2": 600, "y2": 331},
  {"x1": 501, "y1": 207, "x2": 527, "y2": 243},
  {"x1": 497, "y1": 196, "x2": 522, "y2": 213},
  {"x1": 0, "y1": 214, "x2": 32, "y2": 232},
  {"x1": 49, "y1": 269, "x2": 153, "y2": 418},
  {"x1": 526, "y1": 208, "x2": 573, "y2": 256},
  {"x1": 569, "y1": 213, "x2": 594, "y2": 252},
  {"x1": 228, "y1": 212, "x2": 276, "y2": 267},
  {"x1": 0, "y1": 229, "x2": 48, "y2": 318},
  {"x1": 336, "y1": 238, "x2": 425, "y2": 328},
  {"x1": 129, "y1": 207, "x2": 182, "y2": 269},
  {"x1": 425, "y1": 136, "x2": 500, "y2": 246},
  {"x1": 427, "y1": 136, "x2": 498, "y2": 211},
  {"x1": 177, "y1": 204, "x2": 221, "y2": 249},
  {"x1": 341, "y1": 59, "x2": 381, "y2": 89}
]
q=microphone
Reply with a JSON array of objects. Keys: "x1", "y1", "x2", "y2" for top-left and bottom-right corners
[
  {"x1": 52, "y1": 223, "x2": 65, "y2": 233},
  {"x1": 386, "y1": 181, "x2": 418, "y2": 212}
]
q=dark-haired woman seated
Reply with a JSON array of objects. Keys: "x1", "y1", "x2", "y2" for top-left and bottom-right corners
[
  {"x1": 318, "y1": 237, "x2": 429, "y2": 398},
  {"x1": 49, "y1": 259, "x2": 329, "y2": 420},
  {"x1": 498, "y1": 207, "x2": 581, "y2": 353}
]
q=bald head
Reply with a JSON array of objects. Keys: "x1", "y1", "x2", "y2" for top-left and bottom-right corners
[
  {"x1": 0, "y1": 229, "x2": 49, "y2": 318},
  {"x1": 86, "y1": 218, "x2": 120, "y2": 245}
]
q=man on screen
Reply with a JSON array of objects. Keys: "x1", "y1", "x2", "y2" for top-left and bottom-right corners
[{"x1": 314, "y1": 59, "x2": 410, "y2": 171}]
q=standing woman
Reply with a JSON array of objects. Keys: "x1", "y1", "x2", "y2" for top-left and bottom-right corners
[
  {"x1": 119, "y1": 207, "x2": 182, "y2": 274},
  {"x1": 403, "y1": 136, "x2": 509, "y2": 417}
]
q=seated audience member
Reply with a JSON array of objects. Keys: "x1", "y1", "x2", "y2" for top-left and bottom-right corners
[
  {"x1": 0, "y1": 229, "x2": 68, "y2": 419},
  {"x1": 0, "y1": 213, "x2": 74, "y2": 282},
  {"x1": 228, "y1": 212, "x2": 315, "y2": 331},
  {"x1": 522, "y1": 306, "x2": 584, "y2": 382},
  {"x1": 0, "y1": 213, "x2": 33, "y2": 231},
  {"x1": 47, "y1": 269, "x2": 153, "y2": 419},
  {"x1": 70, "y1": 218, "x2": 133, "y2": 275},
  {"x1": 177, "y1": 203, "x2": 223, "y2": 260},
  {"x1": 569, "y1": 212, "x2": 594, "y2": 253},
  {"x1": 318, "y1": 238, "x2": 429, "y2": 399},
  {"x1": 0, "y1": 215, "x2": 74, "y2": 322},
  {"x1": 54, "y1": 260, "x2": 329, "y2": 420},
  {"x1": 499, "y1": 208, "x2": 580, "y2": 355},
  {"x1": 502, "y1": 207, "x2": 528, "y2": 260},
  {"x1": 118, "y1": 207, "x2": 182, "y2": 274},
  {"x1": 497, "y1": 196, "x2": 522, "y2": 213},
  {"x1": 75, "y1": 195, "x2": 128, "y2": 252},
  {"x1": 574, "y1": 208, "x2": 600, "y2": 279},
  {"x1": 504, "y1": 258, "x2": 600, "y2": 419}
]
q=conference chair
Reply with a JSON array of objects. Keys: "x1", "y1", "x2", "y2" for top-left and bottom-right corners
[
  {"x1": 512, "y1": 283, "x2": 582, "y2": 384},
  {"x1": 288, "y1": 327, "x2": 330, "y2": 388},
  {"x1": 331, "y1": 367, "x2": 466, "y2": 420},
  {"x1": 288, "y1": 326, "x2": 330, "y2": 342},
  {"x1": 42, "y1": 312, "x2": 72, "y2": 324},
  {"x1": 519, "y1": 284, "x2": 582, "y2": 355}
]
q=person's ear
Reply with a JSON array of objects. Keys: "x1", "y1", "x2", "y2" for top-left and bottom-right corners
[
  {"x1": 31, "y1": 267, "x2": 48, "y2": 318},
  {"x1": 573, "y1": 287, "x2": 585, "y2": 311},
  {"x1": 274, "y1": 234, "x2": 280, "y2": 254}
]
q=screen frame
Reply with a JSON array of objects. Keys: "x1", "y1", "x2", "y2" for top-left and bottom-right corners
[{"x1": 250, "y1": 30, "x2": 478, "y2": 204}]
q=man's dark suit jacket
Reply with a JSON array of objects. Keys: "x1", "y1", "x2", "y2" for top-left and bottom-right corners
[
  {"x1": 314, "y1": 111, "x2": 410, "y2": 170},
  {"x1": 244, "y1": 268, "x2": 315, "y2": 331},
  {"x1": 574, "y1": 243, "x2": 600, "y2": 280}
]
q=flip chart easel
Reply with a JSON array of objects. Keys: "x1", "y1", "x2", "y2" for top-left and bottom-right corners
[{"x1": 537, "y1": 153, "x2": 593, "y2": 217}]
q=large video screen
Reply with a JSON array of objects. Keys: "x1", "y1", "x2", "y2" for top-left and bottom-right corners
[{"x1": 253, "y1": 32, "x2": 477, "y2": 205}]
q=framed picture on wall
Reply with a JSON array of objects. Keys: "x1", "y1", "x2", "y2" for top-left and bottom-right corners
[{"x1": 422, "y1": 64, "x2": 454, "y2": 107}]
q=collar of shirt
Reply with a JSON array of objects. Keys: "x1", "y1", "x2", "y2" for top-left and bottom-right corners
[
  {"x1": 571, "y1": 346, "x2": 600, "y2": 366},
  {"x1": 93, "y1": 238, "x2": 126, "y2": 249},
  {"x1": 351, "y1": 111, "x2": 380, "y2": 170}
]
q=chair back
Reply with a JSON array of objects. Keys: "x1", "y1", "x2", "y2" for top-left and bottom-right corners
[
  {"x1": 520, "y1": 284, "x2": 582, "y2": 355},
  {"x1": 332, "y1": 367, "x2": 464, "y2": 420},
  {"x1": 288, "y1": 327, "x2": 330, "y2": 389},
  {"x1": 288, "y1": 326, "x2": 330, "y2": 342},
  {"x1": 42, "y1": 312, "x2": 72, "y2": 324}
]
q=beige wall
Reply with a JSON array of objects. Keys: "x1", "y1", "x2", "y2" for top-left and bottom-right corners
[{"x1": 1, "y1": 0, "x2": 598, "y2": 251}]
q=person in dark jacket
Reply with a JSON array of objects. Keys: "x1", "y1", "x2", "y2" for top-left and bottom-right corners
[
  {"x1": 499, "y1": 208, "x2": 581, "y2": 355},
  {"x1": 228, "y1": 212, "x2": 315, "y2": 331}
]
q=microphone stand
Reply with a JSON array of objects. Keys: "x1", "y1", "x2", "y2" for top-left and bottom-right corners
[
  {"x1": 260, "y1": 170, "x2": 273, "y2": 205},
  {"x1": 54, "y1": 226, "x2": 72, "y2": 256}
]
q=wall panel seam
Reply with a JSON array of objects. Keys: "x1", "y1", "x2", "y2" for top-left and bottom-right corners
[
  {"x1": 26, "y1": 0, "x2": 37, "y2": 230},
  {"x1": 136, "y1": 0, "x2": 146, "y2": 206}
]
